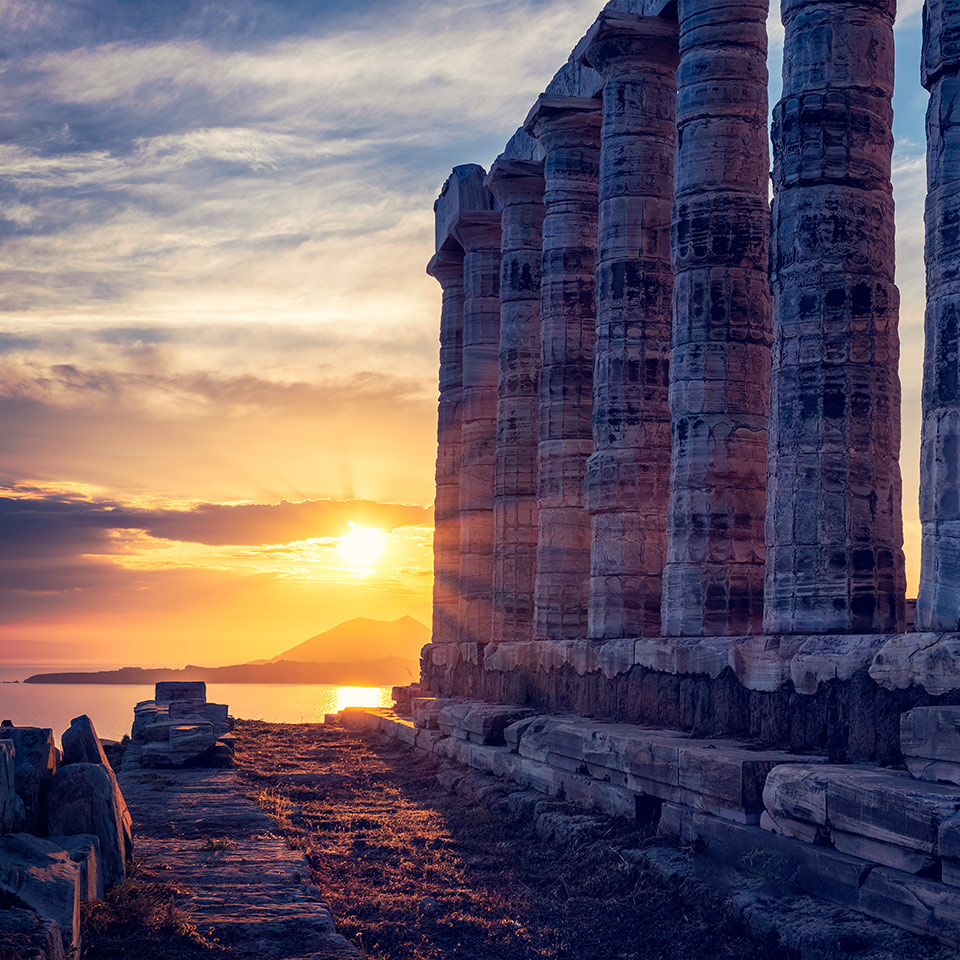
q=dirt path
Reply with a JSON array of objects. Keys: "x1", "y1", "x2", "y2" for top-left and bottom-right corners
[
  {"x1": 234, "y1": 720, "x2": 783, "y2": 960},
  {"x1": 117, "y1": 766, "x2": 360, "y2": 960}
]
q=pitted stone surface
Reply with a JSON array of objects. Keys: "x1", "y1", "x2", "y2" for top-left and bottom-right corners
[
  {"x1": 487, "y1": 159, "x2": 544, "y2": 644},
  {"x1": 580, "y1": 13, "x2": 678, "y2": 640},
  {"x1": 765, "y1": 0, "x2": 905, "y2": 635},
  {"x1": 454, "y1": 205, "x2": 502, "y2": 646},
  {"x1": 660, "y1": 0, "x2": 772, "y2": 637},
  {"x1": 918, "y1": 0, "x2": 960, "y2": 630},
  {"x1": 524, "y1": 95, "x2": 602, "y2": 642},
  {"x1": 427, "y1": 243, "x2": 466, "y2": 645}
]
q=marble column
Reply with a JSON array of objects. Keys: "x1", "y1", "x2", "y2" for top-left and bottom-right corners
[
  {"x1": 764, "y1": 0, "x2": 904, "y2": 634},
  {"x1": 426, "y1": 247, "x2": 465, "y2": 644},
  {"x1": 455, "y1": 211, "x2": 503, "y2": 645},
  {"x1": 661, "y1": 0, "x2": 772, "y2": 637},
  {"x1": 524, "y1": 96, "x2": 602, "y2": 642},
  {"x1": 580, "y1": 13, "x2": 679, "y2": 640},
  {"x1": 918, "y1": 0, "x2": 960, "y2": 629},
  {"x1": 486, "y1": 159, "x2": 545, "y2": 644}
]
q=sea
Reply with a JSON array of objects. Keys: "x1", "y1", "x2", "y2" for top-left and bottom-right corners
[{"x1": 0, "y1": 663, "x2": 393, "y2": 743}]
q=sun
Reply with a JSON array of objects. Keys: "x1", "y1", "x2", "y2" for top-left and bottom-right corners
[{"x1": 337, "y1": 524, "x2": 387, "y2": 572}]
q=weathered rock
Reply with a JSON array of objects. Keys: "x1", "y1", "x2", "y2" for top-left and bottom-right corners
[
  {"x1": 661, "y1": 0, "x2": 772, "y2": 637},
  {"x1": 454, "y1": 204, "x2": 502, "y2": 646},
  {"x1": 0, "y1": 727, "x2": 57, "y2": 833},
  {"x1": 579, "y1": 13, "x2": 678, "y2": 640},
  {"x1": 523, "y1": 94, "x2": 601, "y2": 642},
  {"x1": 0, "y1": 906, "x2": 66, "y2": 960},
  {"x1": 0, "y1": 739, "x2": 24, "y2": 831},
  {"x1": 0, "y1": 833, "x2": 81, "y2": 955},
  {"x1": 48, "y1": 834, "x2": 103, "y2": 901},
  {"x1": 46, "y1": 763, "x2": 129, "y2": 888},
  {"x1": 155, "y1": 681, "x2": 206, "y2": 703},
  {"x1": 765, "y1": 0, "x2": 904, "y2": 634},
  {"x1": 486, "y1": 158, "x2": 544, "y2": 645},
  {"x1": 859, "y1": 867, "x2": 960, "y2": 948},
  {"x1": 918, "y1": 0, "x2": 960, "y2": 631},
  {"x1": 61, "y1": 714, "x2": 111, "y2": 767},
  {"x1": 870, "y1": 632, "x2": 960, "y2": 694}
]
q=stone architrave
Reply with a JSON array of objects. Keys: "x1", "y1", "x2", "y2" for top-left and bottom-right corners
[
  {"x1": 580, "y1": 12, "x2": 679, "y2": 640},
  {"x1": 426, "y1": 245, "x2": 466, "y2": 644},
  {"x1": 918, "y1": 0, "x2": 960, "y2": 629},
  {"x1": 660, "y1": 0, "x2": 772, "y2": 637},
  {"x1": 764, "y1": 0, "x2": 905, "y2": 634},
  {"x1": 523, "y1": 96, "x2": 602, "y2": 642},
  {"x1": 486, "y1": 159, "x2": 545, "y2": 644},
  {"x1": 454, "y1": 210, "x2": 503, "y2": 645}
]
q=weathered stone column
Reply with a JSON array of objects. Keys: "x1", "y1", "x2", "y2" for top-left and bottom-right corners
[
  {"x1": 486, "y1": 159, "x2": 545, "y2": 644},
  {"x1": 426, "y1": 246, "x2": 465, "y2": 644},
  {"x1": 455, "y1": 210, "x2": 503, "y2": 645},
  {"x1": 580, "y1": 12, "x2": 679, "y2": 640},
  {"x1": 764, "y1": 0, "x2": 905, "y2": 633},
  {"x1": 524, "y1": 96, "x2": 602, "y2": 642},
  {"x1": 918, "y1": 0, "x2": 960, "y2": 629},
  {"x1": 661, "y1": 0, "x2": 772, "y2": 637}
]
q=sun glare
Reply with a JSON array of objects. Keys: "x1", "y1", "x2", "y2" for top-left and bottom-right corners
[
  {"x1": 337, "y1": 524, "x2": 387, "y2": 572},
  {"x1": 332, "y1": 686, "x2": 391, "y2": 712}
]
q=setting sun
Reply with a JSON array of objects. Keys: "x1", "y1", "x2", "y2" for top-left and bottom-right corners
[{"x1": 337, "y1": 524, "x2": 387, "y2": 572}]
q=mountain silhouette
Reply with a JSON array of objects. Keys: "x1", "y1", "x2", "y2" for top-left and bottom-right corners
[{"x1": 268, "y1": 615, "x2": 429, "y2": 664}]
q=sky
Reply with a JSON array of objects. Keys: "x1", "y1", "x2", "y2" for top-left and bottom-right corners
[{"x1": 0, "y1": 0, "x2": 932, "y2": 666}]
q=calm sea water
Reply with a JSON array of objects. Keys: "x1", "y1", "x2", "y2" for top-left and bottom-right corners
[{"x1": 0, "y1": 664, "x2": 392, "y2": 743}]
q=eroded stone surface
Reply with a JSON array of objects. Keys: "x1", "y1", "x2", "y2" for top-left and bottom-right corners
[{"x1": 0, "y1": 727, "x2": 57, "y2": 834}]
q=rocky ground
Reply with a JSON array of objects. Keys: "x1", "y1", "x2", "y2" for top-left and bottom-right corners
[{"x1": 228, "y1": 720, "x2": 783, "y2": 960}]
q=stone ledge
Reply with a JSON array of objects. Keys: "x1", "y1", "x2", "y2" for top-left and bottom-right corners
[{"x1": 426, "y1": 631, "x2": 960, "y2": 696}]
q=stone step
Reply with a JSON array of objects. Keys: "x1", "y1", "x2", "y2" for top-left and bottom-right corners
[{"x1": 902, "y1": 706, "x2": 960, "y2": 786}]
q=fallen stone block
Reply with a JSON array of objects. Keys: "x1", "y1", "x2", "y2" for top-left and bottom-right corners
[
  {"x1": 0, "y1": 727, "x2": 57, "y2": 833},
  {"x1": 48, "y1": 834, "x2": 103, "y2": 901},
  {"x1": 46, "y1": 763, "x2": 128, "y2": 888},
  {"x1": 859, "y1": 866, "x2": 960, "y2": 948},
  {"x1": 0, "y1": 833, "x2": 81, "y2": 955},
  {"x1": 155, "y1": 681, "x2": 206, "y2": 703}
]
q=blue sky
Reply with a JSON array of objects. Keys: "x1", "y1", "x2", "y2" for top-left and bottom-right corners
[{"x1": 0, "y1": 0, "x2": 935, "y2": 660}]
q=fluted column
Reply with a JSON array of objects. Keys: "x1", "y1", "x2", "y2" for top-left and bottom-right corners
[
  {"x1": 661, "y1": 0, "x2": 772, "y2": 637},
  {"x1": 524, "y1": 96, "x2": 602, "y2": 642},
  {"x1": 580, "y1": 13, "x2": 679, "y2": 640},
  {"x1": 765, "y1": 0, "x2": 904, "y2": 633},
  {"x1": 455, "y1": 212, "x2": 503, "y2": 645},
  {"x1": 918, "y1": 0, "x2": 960, "y2": 629},
  {"x1": 486, "y1": 160, "x2": 545, "y2": 644},
  {"x1": 426, "y1": 248, "x2": 465, "y2": 643}
]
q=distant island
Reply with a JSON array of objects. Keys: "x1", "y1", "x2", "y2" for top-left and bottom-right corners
[{"x1": 23, "y1": 616, "x2": 428, "y2": 685}]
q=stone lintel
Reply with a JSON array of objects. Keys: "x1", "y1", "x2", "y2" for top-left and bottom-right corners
[
  {"x1": 523, "y1": 94, "x2": 602, "y2": 140},
  {"x1": 577, "y1": 9, "x2": 679, "y2": 75},
  {"x1": 452, "y1": 210, "x2": 502, "y2": 252},
  {"x1": 433, "y1": 163, "x2": 494, "y2": 254}
]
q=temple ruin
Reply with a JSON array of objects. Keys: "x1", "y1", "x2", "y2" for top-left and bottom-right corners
[{"x1": 390, "y1": 0, "x2": 960, "y2": 947}]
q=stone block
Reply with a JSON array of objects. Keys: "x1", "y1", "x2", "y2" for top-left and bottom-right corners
[
  {"x1": 790, "y1": 634, "x2": 889, "y2": 695},
  {"x1": 0, "y1": 727, "x2": 57, "y2": 833},
  {"x1": 462, "y1": 703, "x2": 536, "y2": 745},
  {"x1": 763, "y1": 765, "x2": 833, "y2": 825},
  {"x1": 901, "y1": 707, "x2": 960, "y2": 785},
  {"x1": 858, "y1": 867, "x2": 960, "y2": 948},
  {"x1": 48, "y1": 834, "x2": 103, "y2": 901},
  {"x1": 46, "y1": 763, "x2": 129, "y2": 889},
  {"x1": 830, "y1": 829, "x2": 937, "y2": 875},
  {"x1": 169, "y1": 723, "x2": 216, "y2": 754},
  {"x1": 759, "y1": 810, "x2": 822, "y2": 844},
  {"x1": 869, "y1": 633, "x2": 960, "y2": 695},
  {"x1": 338, "y1": 708, "x2": 383, "y2": 731},
  {"x1": 0, "y1": 906, "x2": 66, "y2": 960},
  {"x1": 155, "y1": 681, "x2": 207, "y2": 703},
  {"x1": 411, "y1": 697, "x2": 445, "y2": 730},
  {"x1": 0, "y1": 739, "x2": 23, "y2": 831},
  {"x1": 61, "y1": 715, "x2": 112, "y2": 768},
  {"x1": 0, "y1": 833, "x2": 82, "y2": 955}
]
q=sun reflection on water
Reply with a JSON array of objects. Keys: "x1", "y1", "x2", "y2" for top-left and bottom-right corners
[{"x1": 332, "y1": 685, "x2": 392, "y2": 712}]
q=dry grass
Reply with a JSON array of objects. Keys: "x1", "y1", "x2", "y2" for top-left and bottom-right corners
[
  {"x1": 234, "y1": 720, "x2": 786, "y2": 960},
  {"x1": 80, "y1": 878, "x2": 224, "y2": 960}
]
